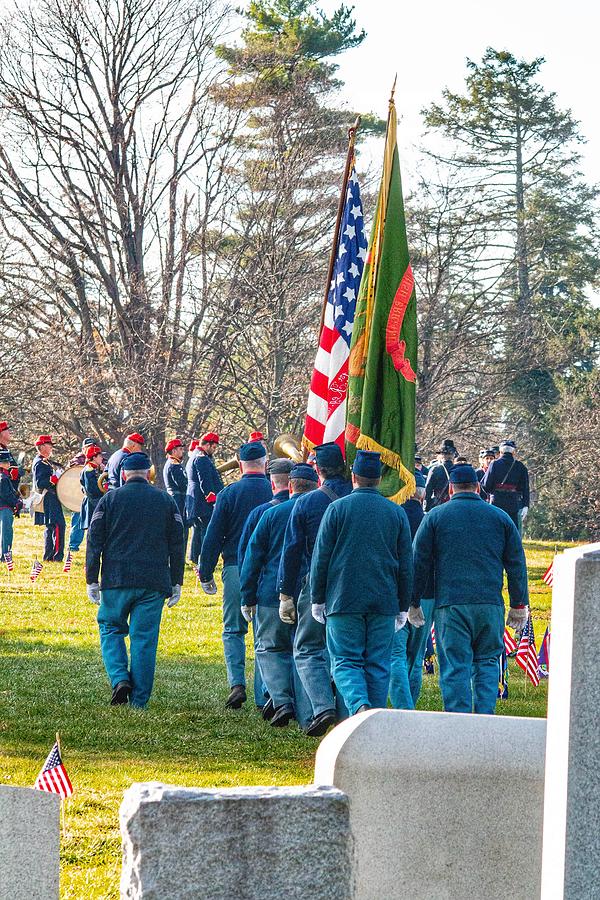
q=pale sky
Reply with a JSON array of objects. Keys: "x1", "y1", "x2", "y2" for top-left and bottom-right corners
[{"x1": 320, "y1": 0, "x2": 600, "y2": 190}]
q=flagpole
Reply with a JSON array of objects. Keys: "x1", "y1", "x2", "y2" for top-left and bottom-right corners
[
  {"x1": 56, "y1": 731, "x2": 67, "y2": 838},
  {"x1": 318, "y1": 115, "x2": 361, "y2": 339}
]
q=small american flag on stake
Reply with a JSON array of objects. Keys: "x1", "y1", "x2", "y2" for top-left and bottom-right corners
[
  {"x1": 63, "y1": 550, "x2": 73, "y2": 574},
  {"x1": 30, "y1": 559, "x2": 43, "y2": 582},
  {"x1": 542, "y1": 562, "x2": 554, "y2": 587},
  {"x1": 503, "y1": 627, "x2": 517, "y2": 655},
  {"x1": 5, "y1": 548, "x2": 14, "y2": 572},
  {"x1": 516, "y1": 610, "x2": 540, "y2": 687},
  {"x1": 33, "y1": 739, "x2": 73, "y2": 799}
]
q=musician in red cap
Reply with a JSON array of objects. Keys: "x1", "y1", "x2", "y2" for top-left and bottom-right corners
[
  {"x1": 106, "y1": 432, "x2": 145, "y2": 490},
  {"x1": 163, "y1": 439, "x2": 188, "y2": 547},
  {"x1": 249, "y1": 430, "x2": 267, "y2": 449},
  {"x1": 32, "y1": 435, "x2": 66, "y2": 561},
  {"x1": 80, "y1": 445, "x2": 105, "y2": 531},
  {"x1": 0, "y1": 420, "x2": 24, "y2": 489},
  {"x1": 185, "y1": 432, "x2": 224, "y2": 566}
]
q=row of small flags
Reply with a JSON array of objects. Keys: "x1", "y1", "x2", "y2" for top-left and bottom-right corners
[{"x1": 4, "y1": 550, "x2": 73, "y2": 578}]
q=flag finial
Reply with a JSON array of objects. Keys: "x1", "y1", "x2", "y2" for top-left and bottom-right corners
[{"x1": 390, "y1": 74, "x2": 397, "y2": 104}]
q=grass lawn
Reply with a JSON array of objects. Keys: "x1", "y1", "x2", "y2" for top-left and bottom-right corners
[{"x1": 0, "y1": 517, "x2": 566, "y2": 898}]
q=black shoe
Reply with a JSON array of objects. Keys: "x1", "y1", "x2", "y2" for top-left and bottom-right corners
[
  {"x1": 261, "y1": 698, "x2": 275, "y2": 721},
  {"x1": 355, "y1": 704, "x2": 370, "y2": 714},
  {"x1": 225, "y1": 684, "x2": 247, "y2": 709},
  {"x1": 305, "y1": 708, "x2": 337, "y2": 738},
  {"x1": 111, "y1": 681, "x2": 132, "y2": 705},
  {"x1": 270, "y1": 703, "x2": 294, "y2": 727}
]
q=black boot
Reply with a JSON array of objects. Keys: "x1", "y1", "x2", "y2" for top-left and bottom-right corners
[
  {"x1": 261, "y1": 698, "x2": 275, "y2": 721},
  {"x1": 270, "y1": 703, "x2": 294, "y2": 727},
  {"x1": 111, "y1": 681, "x2": 132, "y2": 706},
  {"x1": 225, "y1": 684, "x2": 247, "y2": 709},
  {"x1": 305, "y1": 708, "x2": 337, "y2": 738}
]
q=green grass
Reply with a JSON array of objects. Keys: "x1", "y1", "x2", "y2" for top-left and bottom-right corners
[{"x1": 0, "y1": 518, "x2": 568, "y2": 898}]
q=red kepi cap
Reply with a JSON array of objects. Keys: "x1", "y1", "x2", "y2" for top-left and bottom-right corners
[
  {"x1": 35, "y1": 434, "x2": 54, "y2": 446},
  {"x1": 201, "y1": 432, "x2": 219, "y2": 444},
  {"x1": 126, "y1": 433, "x2": 145, "y2": 445},
  {"x1": 165, "y1": 438, "x2": 183, "y2": 454}
]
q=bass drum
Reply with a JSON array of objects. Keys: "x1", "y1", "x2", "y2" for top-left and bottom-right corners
[{"x1": 56, "y1": 465, "x2": 85, "y2": 513}]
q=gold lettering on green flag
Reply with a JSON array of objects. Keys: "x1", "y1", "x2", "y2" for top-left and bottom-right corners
[{"x1": 345, "y1": 95, "x2": 417, "y2": 504}]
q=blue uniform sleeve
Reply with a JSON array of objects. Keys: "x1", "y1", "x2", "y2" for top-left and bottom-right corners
[
  {"x1": 278, "y1": 502, "x2": 306, "y2": 596},
  {"x1": 519, "y1": 463, "x2": 530, "y2": 508},
  {"x1": 309, "y1": 504, "x2": 337, "y2": 607},
  {"x1": 238, "y1": 507, "x2": 260, "y2": 569},
  {"x1": 84, "y1": 468, "x2": 104, "y2": 501},
  {"x1": 395, "y1": 509, "x2": 414, "y2": 613},
  {"x1": 33, "y1": 458, "x2": 53, "y2": 491},
  {"x1": 85, "y1": 494, "x2": 108, "y2": 584},
  {"x1": 239, "y1": 516, "x2": 270, "y2": 607},
  {"x1": 166, "y1": 497, "x2": 185, "y2": 586},
  {"x1": 199, "y1": 490, "x2": 228, "y2": 580},
  {"x1": 503, "y1": 520, "x2": 529, "y2": 607},
  {"x1": 412, "y1": 513, "x2": 435, "y2": 604}
]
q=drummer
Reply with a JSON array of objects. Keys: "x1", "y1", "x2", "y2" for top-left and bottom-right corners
[
  {"x1": 67, "y1": 438, "x2": 98, "y2": 552},
  {"x1": 80, "y1": 445, "x2": 105, "y2": 531}
]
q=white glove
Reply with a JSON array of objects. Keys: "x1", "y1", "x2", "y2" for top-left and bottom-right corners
[
  {"x1": 279, "y1": 594, "x2": 296, "y2": 624},
  {"x1": 395, "y1": 612, "x2": 408, "y2": 631},
  {"x1": 87, "y1": 583, "x2": 100, "y2": 605},
  {"x1": 408, "y1": 606, "x2": 425, "y2": 628},
  {"x1": 506, "y1": 606, "x2": 529, "y2": 629},
  {"x1": 311, "y1": 603, "x2": 326, "y2": 624},
  {"x1": 200, "y1": 579, "x2": 217, "y2": 595},
  {"x1": 241, "y1": 604, "x2": 256, "y2": 623},
  {"x1": 520, "y1": 506, "x2": 529, "y2": 522},
  {"x1": 167, "y1": 584, "x2": 182, "y2": 608}
]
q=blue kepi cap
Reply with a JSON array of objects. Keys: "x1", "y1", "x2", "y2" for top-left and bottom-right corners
[
  {"x1": 352, "y1": 450, "x2": 381, "y2": 479},
  {"x1": 239, "y1": 441, "x2": 267, "y2": 461},
  {"x1": 290, "y1": 463, "x2": 319, "y2": 483},
  {"x1": 449, "y1": 464, "x2": 478, "y2": 484},
  {"x1": 314, "y1": 442, "x2": 344, "y2": 469},
  {"x1": 122, "y1": 451, "x2": 152, "y2": 471}
]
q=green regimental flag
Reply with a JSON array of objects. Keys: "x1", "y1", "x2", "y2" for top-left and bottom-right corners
[{"x1": 345, "y1": 94, "x2": 417, "y2": 504}]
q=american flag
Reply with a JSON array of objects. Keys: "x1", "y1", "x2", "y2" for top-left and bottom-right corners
[
  {"x1": 33, "y1": 741, "x2": 74, "y2": 799},
  {"x1": 430, "y1": 624, "x2": 436, "y2": 650},
  {"x1": 5, "y1": 548, "x2": 14, "y2": 572},
  {"x1": 503, "y1": 627, "x2": 518, "y2": 655},
  {"x1": 303, "y1": 163, "x2": 367, "y2": 454},
  {"x1": 30, "y1": 559, "x2": 43, "y2": 582},
  {"x1": 63, "y1": 550, "x2": 73, "y2": 574},
  {"x1": 516, "y1": 611, "x2": 540, "y2": 687},
  {"x1": 542, "y1": 562, "x2": 554, "y2": 587}
]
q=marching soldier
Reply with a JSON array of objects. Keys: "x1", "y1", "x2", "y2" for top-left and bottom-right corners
[
  {"x1": 186, "y1": 439, "x2": 200, "y2": 562},
  {"x1": 80, "y1": 444, "x2": 105, "y2": 531},
  {"x1": 481, "y1": 440, "x2": 530, "y2": 530},
  {"x1": 412, "y1": 464, "x2": 529, "y2": 714},
  {"x1": 238, "y1": 458, "x2": 293, "y2": 569},
  {"x1": 86, "y1": 452, "x2": 185, "y2": 708},
  {"x1": 106, "y1": 432, "x2": 145, "y2": 490},
  {"x1": 32, "y1": 435, "x2": 66, "y2": 562},
  {"x1": 414, "y1": 454, "x2": 429, "y2": 478},
  {"x1": 163, "y1": 439, "x2": 188, "y2": 547},
  {"x1": 424, "y1": 440, "x2": 457, "y2": 511},
  {"x1": 475, "y1": 448, "x2": 495, "y2": 503},
  {"x1": 278, "y1": 441, "x2": 351, "y2": 735},
  {"x1": 185, "y1": 432, "x2": 224, "y2": 565},
  {"x1": 67, "y1": 437, "x2": 98, "y2": 552},
  {"x1": 240, "y1": 463, "x2": 318, "y2": 729},
  {"x1": 0, "y1": 449, "x2": 22, "y2": 560},
  {"x1": 0, "y1": 420, "x2": 24, "y2": 489},
  {"x1": 199, "y1": 441, "x2": 272, "y2": 709},
  {"x1": 310, "y1": 450, "x2": 414, "y2": 716}
]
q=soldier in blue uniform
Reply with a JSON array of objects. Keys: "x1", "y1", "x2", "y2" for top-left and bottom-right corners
[
  {"x1": 424, "y1": 440, "x2": 457, "y2": 511},
  {"x1": 240, "y1": 463, "x2": 318, "y2": 728},
  {"x1": 32, "y1": 435, "x2": 66, "y2": 562},
  {"x1": 0, "y1": 449, "x2": 22, "y2": 560},
  {"x1": 414, "y1": 455, "x2": 429, "y2": 478},
  {"x1": 66, "y1": 437, "x2": 98, "y2": 551},
  {"x1": 106, "y1": 432, "x2": 145, "y2": 490},
  {"x1": 481, "y1": 440, "x2": 530, "y2": 530},
  {"x1": 80, "y1": 444, "x2": 105, "y2": 530},
  {"x1": 412, "y1": 464, "x2": 529, "y2": 714},
  {"x1": 199, "y1": 441, "x2": 272, "y2": 709},
  {"x1": 310, "y1": 450, "x2": 414, "y2": 716},
  {"x1": 163, "y1": 438, "x2": 188, "y2": 547},
  {"x1": 86, "y1": 452, "x2": 184, "y2": 707},
  {"x1": 185, "y1": 432, "x2": 224, "y2": 566},
  {"x1": 389, "y1": 471, "x2": 435, "y2": 709},
  {"x1": 278, "y1": 441, "x2": 352, "y2": 735},
  {"x1": 0, "y1": 420, "x2": 24, "y2": 490},
  {"x1": 475, "y1": 448, "x2": 495, "y2": 503},
  {"x1": 186, "y1": 440, "x2": 200, "y2": 561}
]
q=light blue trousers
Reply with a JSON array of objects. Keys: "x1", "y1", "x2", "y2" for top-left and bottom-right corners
[
  {"x1": 326, "y1": 613, "x2": 396, "y2": 716},
  {"x1": 97, "y1": 587, "x2": 165, "y2": 708},
  {"x1": 0, "y1": 507, "x2": 14, "y2": 560},
  {"x1": 254, "y1": 605, "x2": 312, "y2": 729},
  {"x1": 293, "y1": 579, "x2": 336, "y2": 718},
  {"x1": 222, "y1": 565, "x2": 267, "y2": 705},
  {"x1": 389, "y1": 599, "x2": 435, "y2": 709},
  {"x1": 435, "y1": 603, "x2": 505, "y2": 714},
  {"x1": 68, "y1": 511, "x2": 85, "y2": 551}
]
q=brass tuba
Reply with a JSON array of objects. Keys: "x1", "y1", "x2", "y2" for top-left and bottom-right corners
[
  {"x1": 273, "y1": 433, "x2": 303, "y2": 463},
  {"x1": 97, "y1": 463, "x2": 155, "y2": 493},
  {"x1": 216, "y1": 456, "x2": 239, "y2": 475}
]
